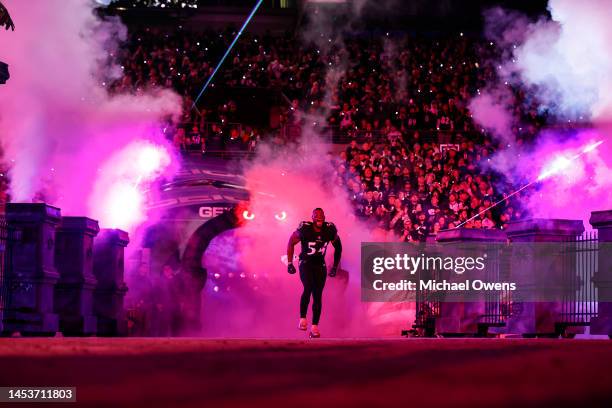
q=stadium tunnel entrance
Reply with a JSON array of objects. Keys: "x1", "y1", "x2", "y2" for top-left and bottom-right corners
[{"x1": 179, "y1": 204, "x2": 248, "y2": 331}]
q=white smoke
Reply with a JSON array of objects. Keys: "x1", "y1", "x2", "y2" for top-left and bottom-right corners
[
  {"x1": 471, "y1": 0, "x2": 612, "y2": 225},
  {"x1": 477, "y1": 0, "x2": 612, "y2": 126},
  {"x1": 0, "y1": 0, "x2": 181, "y2": 217}
]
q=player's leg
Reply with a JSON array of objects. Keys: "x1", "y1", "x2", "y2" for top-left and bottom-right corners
[
  {"x1": 298, "y1": 261, "x2": 313, "y2": 330},
  {"x1": 310, "y1": 263, "x2": 327, "y2": 337}
]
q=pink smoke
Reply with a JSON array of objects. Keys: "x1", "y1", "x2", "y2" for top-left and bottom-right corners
[
  {"x1": 197, "y1": 138, "x2": 413, "y2": 338},
  {"x1": 471, "y1": 1, "x2": 612, "y2": 225},
  {"x1": 0, "y1": 0, "x2": 181, "y2": 229},
  {"x1": 468, "y1": 89, "x2": 515, "y2": 145},
  {"x1": 88, "y1": 140, "x2": 176, "y2": 231},
  {"x1": 508, "y1": 131, "x2": 611, "y2": 223}
]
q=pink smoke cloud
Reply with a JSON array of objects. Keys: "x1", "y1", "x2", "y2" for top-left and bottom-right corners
[
  {"x1": 88, "y1": 140, "x2": 177, "y2": 231},
  {"x1": 468, "y1": 89, "x2": 515, "y2": 145},
  {"x1": 0, "y1": 0, "x2": 181, "y2": 229},
  {"x1": 195, "y1": 137, "x2": 414, "y2": 338}
]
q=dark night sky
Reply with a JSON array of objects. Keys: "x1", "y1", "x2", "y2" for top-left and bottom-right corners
[{"x1": 354, "y1": 0, "x2": 550, "y2": 31}]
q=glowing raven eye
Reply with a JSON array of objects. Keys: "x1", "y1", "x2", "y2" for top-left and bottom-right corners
[
  {"x1": 274, "y1": 211, "x2": 287, "y2": 221},
  {"x1": 242, "y1": 210, "x2": 255, "y2": 220}
]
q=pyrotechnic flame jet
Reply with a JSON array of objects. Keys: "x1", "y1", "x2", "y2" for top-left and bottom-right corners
[
  {"x1": 537, "y1": 140, "x2": 604, "y2": 181},
  {"x1": 581, "y1": 140, "x2": 604, "y2": 153},
  {"x1": 456, "y1": 140, "x2": 604, "y2": 228}
]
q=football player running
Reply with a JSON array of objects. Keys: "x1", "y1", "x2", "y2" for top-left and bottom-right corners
[{"x1": 286, "y1": 208, "x2": 342, "y2": 338}]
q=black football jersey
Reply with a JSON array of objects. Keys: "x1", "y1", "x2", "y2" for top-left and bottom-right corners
[{"x1": 296, "y1": 221, "x2": 338, "y2": 261}]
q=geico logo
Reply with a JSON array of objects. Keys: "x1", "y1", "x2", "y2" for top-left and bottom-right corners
[{"x1": 198, "y1": 207, "x2": 230, "y2": 218}]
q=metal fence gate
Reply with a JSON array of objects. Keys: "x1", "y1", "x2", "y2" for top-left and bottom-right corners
[
  {"x1": 0, "y1": 218, "x2": 9, "y2": 332},
  {"x1": 410, "y1": 244, "x2": 514, "y2": 337},
  {"x1": 558, "y1": 231, "x2": 599, "y2": 334},
  {"x1": 477, "y1": 245, "x2": 513, "y2": 336},
  {"x1": 0, "y1": 217, "x2": 18, "y2": 335},
  {"x1": 408, "y1": 234, "x2": 600, "y2": 337},
  {"x1": 412, "y1": 263, "x2": 440, "y2": 337}
]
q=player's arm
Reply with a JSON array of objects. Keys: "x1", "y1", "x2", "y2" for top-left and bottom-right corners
[
  {"x1": 286, "y1": 230, "x2": 300, "y2": 274},
  {"x1": 329, "y1": 234, "x2": 342, "y2": 277}
]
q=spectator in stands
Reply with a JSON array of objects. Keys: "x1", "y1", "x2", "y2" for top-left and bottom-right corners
[
  {"x1": 173, "y1": 127, "x2": 186, "y2": 151},
  {"x1": 189, "y1": 126, "x2": 201, "y2": 151},
  {"x1": 226, "y1": 127, "x2": 245, "y2": 151}
]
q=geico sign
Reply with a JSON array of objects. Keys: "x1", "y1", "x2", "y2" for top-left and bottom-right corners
[{"x1": 198, "y1": 206, "x2": 231, "y2": 218}]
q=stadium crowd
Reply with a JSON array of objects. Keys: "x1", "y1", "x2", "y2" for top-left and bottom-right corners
[
  {"x1": 112, "y1": 26, "x2": 544, "y2": 145},
  {"x1": 335, "y1": 137, "x2": 524, "y2": 240},
  {"x1": 112, "y1": 27, "x2": 532, "y2": 235}
]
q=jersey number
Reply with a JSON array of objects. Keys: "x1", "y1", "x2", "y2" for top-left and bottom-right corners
[{"x1": 307, "y1": 241, "x2": 323, "y2": 255}]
